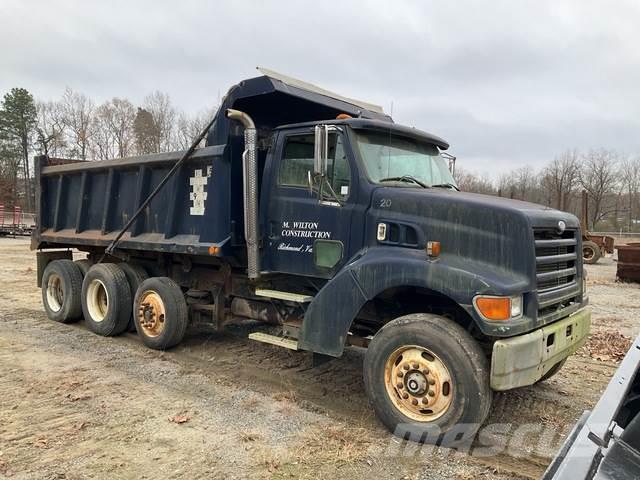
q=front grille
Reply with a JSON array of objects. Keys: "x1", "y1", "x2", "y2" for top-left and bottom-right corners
[{"x1": 534, "y1": 228, "x2": 580, "y2": 317}]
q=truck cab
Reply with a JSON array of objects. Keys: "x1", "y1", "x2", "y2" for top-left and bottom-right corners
[{"x1": 33, "y1": 69, "x2": 591, "y2": 442}]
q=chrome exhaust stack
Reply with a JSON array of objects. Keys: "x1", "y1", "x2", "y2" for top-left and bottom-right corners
[{"x1": 226, "y1": 109, "x2": 260, "y2": 279}]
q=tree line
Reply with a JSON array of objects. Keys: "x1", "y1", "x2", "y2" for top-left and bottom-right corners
[
  {"x1": 454, "y1": 149, "x2": 640, "y2": 232},
  {"x1": 0, "y1": 87, "x2": 214, "y2": 211}
]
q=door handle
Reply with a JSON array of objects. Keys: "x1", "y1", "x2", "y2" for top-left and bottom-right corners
[{"x1": 268, "y1": 221, "x2": 279, "y2": 240}]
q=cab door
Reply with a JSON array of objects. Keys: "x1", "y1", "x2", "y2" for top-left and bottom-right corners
[{"x1": 263, "y1": 126, "x2": 356, "y2": 278}]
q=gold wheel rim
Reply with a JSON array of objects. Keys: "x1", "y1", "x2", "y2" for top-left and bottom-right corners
[
  {"x1": 137, "y1": 291, "x2": 166, "y2": 337},
  {"x1": 384, "y1": 345, "x2": 453, "y2": 422}
]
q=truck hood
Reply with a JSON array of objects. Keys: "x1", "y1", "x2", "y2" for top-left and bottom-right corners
[{"x1": 368, "y1": 187, "x2": 580, "y2": 283}]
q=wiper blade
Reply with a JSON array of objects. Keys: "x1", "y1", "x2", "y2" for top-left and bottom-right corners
[
  {"x1": 430, "y1": 183, "x2": 460, "y2": 191},
  {"x1": 379, "y1": 176, "x2": 428, "y2": 188}
]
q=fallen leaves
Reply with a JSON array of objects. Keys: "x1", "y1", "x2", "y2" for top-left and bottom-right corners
[
  {"x1": 169, "y1": 413, "x2": 190, "y2": 424},
  {"x1": 33, "y1": 436, "x2": 49, "y2": 449},
  {"x1": 585, "y1": 331, "x2": 633, "y2": 362}
]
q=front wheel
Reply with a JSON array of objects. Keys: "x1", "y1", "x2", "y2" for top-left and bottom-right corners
[{"x1": 363, "y1": 314, "x2": 492, "y2": 443}]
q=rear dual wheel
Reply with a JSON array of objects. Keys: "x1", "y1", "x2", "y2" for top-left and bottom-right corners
[
  {"x1": 81, "y1": 263, "x2": 131, "y2": 336},
  {"x1": 133, "y1": 277, "x2": 188, "y2": 350},
  {"x1": 41, "y1": 260, "x2": 83, "y2": 323},
  {"x1": 134, "y1": 277, "x2": 188, "y2": 350}
]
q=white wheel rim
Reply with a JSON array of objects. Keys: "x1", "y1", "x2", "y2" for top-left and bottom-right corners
[
  {"x1": 86, "y1": 279, "x2": 109, "y2": 322},
  {"x1": 46, "y1": 273, "x2": 64, "y2": 313}
]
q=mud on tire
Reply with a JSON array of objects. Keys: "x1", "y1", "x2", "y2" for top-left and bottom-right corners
[
  {"x1": 81, "y1": 263, "x2": 132, "y2": 336},
  {"x1": 41, "y1": 259, "x2": 83, "y2": 323},
  {"x1": 363, "y1": 313, "x2": 492, "y2": 444},
  {"x1": 133, "y1": 277, "x2": 188, "y2": 350}
]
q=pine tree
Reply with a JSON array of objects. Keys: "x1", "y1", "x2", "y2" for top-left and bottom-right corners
[{"x1": 0, "y1": 88, "x2": 37, "y2": 210}]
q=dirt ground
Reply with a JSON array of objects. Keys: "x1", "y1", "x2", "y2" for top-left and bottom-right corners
[{"x1": 1, "y1": 237, "x2": 638, "y2": 479}]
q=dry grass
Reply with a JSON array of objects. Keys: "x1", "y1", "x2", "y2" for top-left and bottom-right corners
[
  {"x1": 295, "y1": 423, "x2": 373, "y2": 465},
  {"x1": 239, "y1": 431, "x2": 262, "y2": 442}
]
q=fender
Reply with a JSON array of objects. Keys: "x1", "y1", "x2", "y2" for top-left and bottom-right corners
[{"x1": 298, "y1": 246, "x2": 529, "y2": 357}]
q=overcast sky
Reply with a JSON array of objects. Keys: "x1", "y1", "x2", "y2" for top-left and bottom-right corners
[{"x1": 1, "y1": 0, "x2": 638, "y2": 174}]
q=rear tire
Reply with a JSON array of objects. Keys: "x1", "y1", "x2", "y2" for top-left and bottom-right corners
[
  {"x1": 41, "y1": 260, "x2": 83, "y2": 323},
  {"x1": 363, "y1": 314, "x2": 492, "y2": 444},
  {"x1": 134, "y1": 277, "x2": 188, "y2": 350},
  {"x1": 118, "y1": 263, "x2": 149, "y2": 331},
  {"x1": 583, "y1": 241, "x2": 601, "y2": 264},
  {"x1": 74, "y1": 259, "x2": 92, "y2": 277},
  {"x1": 81, "y1": 263, "x2": 132, "y2": 336}
]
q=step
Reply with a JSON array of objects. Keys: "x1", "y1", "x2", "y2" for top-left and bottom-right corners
[
  {"x1": 248, "y1": 332, "x2": 299, "y2": 351},
  {"x1": 254, "y1": 288, "x2": 314, "y2": 303}
]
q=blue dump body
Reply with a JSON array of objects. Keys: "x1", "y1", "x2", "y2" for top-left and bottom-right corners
[{"x1": 34, "y1": 73, "x2": 390, "y2": 257}]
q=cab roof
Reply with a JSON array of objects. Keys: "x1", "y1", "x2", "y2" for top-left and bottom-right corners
[{"x1": 275, "y1": 117, "x2": 450, "y2": 150}]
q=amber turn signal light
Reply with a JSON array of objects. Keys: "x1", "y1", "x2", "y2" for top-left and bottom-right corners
[
  {"x1": 426, "y1": 241, "x2": 441, "y2": 257},
  {"x1": 474, "y1": 296, "x2": 511, "y2": 321},
  {"x1": 208, "y1": 246, "x2": 220, "y2": 255}
]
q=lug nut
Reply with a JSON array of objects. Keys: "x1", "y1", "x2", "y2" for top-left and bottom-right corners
[
  {"x1": 403, "y1": 364, "x2": 410, "y2": 370},
  {"x1": 412, "y1": 363, "x2": 419, "y2": 370},
  {"x1": 428, "y1": 390, "x2": 435, "y2": 397},
  {"x1": 397, "y1": 371, "x2": 404, "y2": 378},
  {"x1": 402, "y1": 393, "x2": 409, "y2": 399},
  {"x1": 422, "y1": 398, "x2": 429, "y2": 405},
  {"x1": 396, "y1": 382, "x2": 403, "y2": 389},
  {"x1": 412, "y1": 399, "x2": 418, "y2": 406},
  {"x1": 428, "y1": 379, "x2": 435, "y2": 385},
  {"x1": 423, "y1": 368, "x2": 430, "y2": 375}
]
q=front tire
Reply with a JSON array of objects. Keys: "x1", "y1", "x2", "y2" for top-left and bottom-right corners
[
  {"x1": 363, "y1": 314, "x2": 492, "y2": 443},
  {"x1": 133, "y1": 277, "x2": 188, "y2": 350},
  {"x1": 41, "y1": 260, "x2": 83, "y2": 323},
  {"x1": 81, "y1": 263, "x2": 132, "y2": 336}
]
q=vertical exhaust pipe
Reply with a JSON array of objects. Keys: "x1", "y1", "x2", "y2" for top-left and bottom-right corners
[{"x1": 226, "y1": 109, "x2": 260, "y2": 279}]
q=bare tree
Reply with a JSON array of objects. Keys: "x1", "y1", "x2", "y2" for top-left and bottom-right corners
[
  {"x1": 174, "y1": 108, "x2": 214, "y2": 150},
  {"x1": 579, "y1": 148, "x2": 619, "y2": 228},
  {"x1": 91, "y1": 98, "x2": 136, "y2": 160},
  {"x1": 620, "y1": 155, "x2": 640, "y2": 230},
  {"x1": 61, "y1": 88, "x2": 94, "y2": 160},
  {"x1": 143, "y1": 91, "x2": 175, "y2": 153},
  {"x1": 35, "y1": 101, "x2": 66, "y2": 157},
  {"x1": 540, "y1": 149, "x2": 580, "y2": 211},
  {"x1": 454, "y1": 168, "x2": 496, "y2": 195}
]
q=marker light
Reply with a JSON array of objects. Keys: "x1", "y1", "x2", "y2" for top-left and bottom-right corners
[
  {"x1": 474, "y1": 295, "x2": 523, "y2": 321},
  {"x1": 426, "y1": 241, "x2": 441, "y2": 257}
]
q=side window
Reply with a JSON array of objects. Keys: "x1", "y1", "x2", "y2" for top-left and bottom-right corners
[
  {"x1": 279, "y1": 134, "x2": 314, "y2": 187},
  {"x1": 278, "y1": 132, "x2": 352, "y2": 199},
  {"x1": 326, "y1": 134, "x2": 351, "y2": 198}
]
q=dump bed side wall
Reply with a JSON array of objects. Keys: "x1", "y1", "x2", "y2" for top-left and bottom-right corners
[{"x1": 35, "y1": 145, "x2": 231, "y2": 256}]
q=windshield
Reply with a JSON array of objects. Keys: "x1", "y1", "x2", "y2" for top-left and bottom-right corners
[{"x1": 354, "y1": 131, "x2": 457, "y2": 188}]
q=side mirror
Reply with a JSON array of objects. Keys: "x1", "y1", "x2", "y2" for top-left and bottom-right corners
[{"x1": 314, "y1": 125, "x2": 328, "y2": 176}]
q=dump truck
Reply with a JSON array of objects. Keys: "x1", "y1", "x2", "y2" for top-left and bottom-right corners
[{"x1": 32, "y1": 69, "x2": 591, "y2": 441}]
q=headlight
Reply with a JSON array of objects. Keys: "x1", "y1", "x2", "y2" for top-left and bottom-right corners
[{"x1": 510, "y1": 295, "x2": 523, "y2": 318}]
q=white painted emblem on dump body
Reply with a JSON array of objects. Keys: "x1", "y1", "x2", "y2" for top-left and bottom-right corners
[{"x1": 189, "y1": 167, "x2": 212, "y2": 216}]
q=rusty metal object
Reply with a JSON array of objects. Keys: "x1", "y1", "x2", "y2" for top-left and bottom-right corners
[
  {"x1": 137, "y1": 291, "x2": 167, "y2": 337},
  {"x1": 617, "y1": 243, "x2": 640, "y2": 283},
  {"x1": 383, "y1": 345, "x2": 453, "y2": 422},
  {"x1": 230, "y1": 297, "x2": 282, "y2": 324}
]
